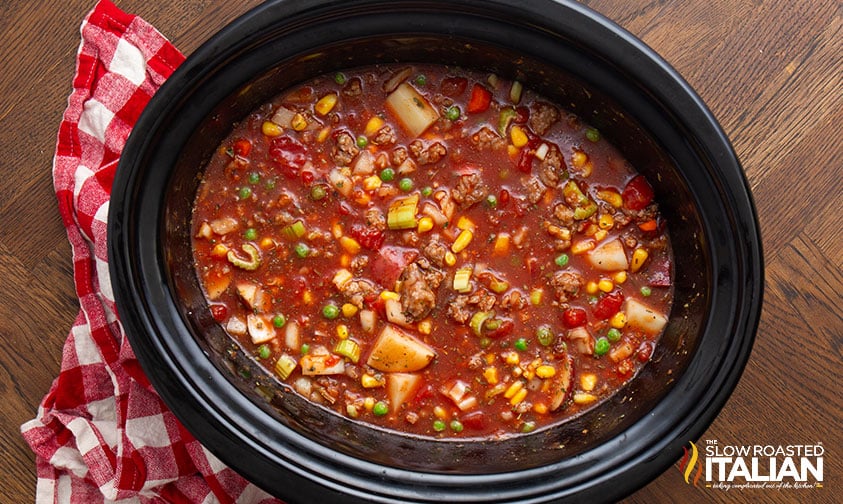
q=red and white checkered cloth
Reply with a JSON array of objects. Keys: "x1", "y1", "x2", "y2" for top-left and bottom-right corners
[{"x1": 20, "y1": 1, "x2": 282, "y2": 502}]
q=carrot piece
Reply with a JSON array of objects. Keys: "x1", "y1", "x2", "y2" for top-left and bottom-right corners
[{"x1": 638, "y1": 219, "x2": 658, "y2": 232}]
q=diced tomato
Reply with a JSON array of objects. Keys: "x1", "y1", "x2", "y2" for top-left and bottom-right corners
[
  {"x1": 440, "y1": 77, "x2": 468, "y2": 97},
  {"x1": 562, "y1": 307, "x2": 587, "y2": 328},
  {"x1": 290, "y1": 275, "x2": 308, "y2": 296},
  {"x1": 349, "y1": 222, "x2": 386, "y2": 250},
  {"x1": 413, "y1": 384, "x2": 434, "y2": 404},
  {"x1": 210, "y1": 304, "x2": 228, "y2": 322},
  {"x1": 637, "y1": 341, "x2": 654, "y2": 362},
  {"x1": 466, "y1": 83, "x2": 492, "y2": 113},
  {"x1": 622, "y1": 175, "x2": 654, "y2": 211},
  {"x1": 269, "y1": 135, "x2": 308, "y2": 179},
  {"x1": 593, "y1": 291, "x2": 625, "y2": 319},
  {"x1": 233, "y1": 139, "x2": 252, "y2": 157},
  {"x1": 368, "y1": 245, "x2": 417, "y2": 287},
  {"x1": 514, "y1": 106, "x2": 530, "y2": 124},
  {"x1": 648, "y1": 256, "x2": 672, "y2": 287},
  {"x1": 301, "y1": 170, "x2": 315, "y2": 185},
  {"x1": 498, "y1": 188, "x2": 511, "y2": 206},
  {"x1": 616, "y1": 359, "x2": 635, "y2": 376},
  {"x1": 461, "y1": 411, "x2": 487, "y2": 430},
  {"x1": 516, "y1": 148, "x2": 533, "y2": 173}
]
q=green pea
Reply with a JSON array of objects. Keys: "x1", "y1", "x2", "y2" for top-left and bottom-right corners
[
  {"x1": 555, "y1": 254, "x2": 569, "y2": 267},
  {"x1": 373, "y1": 401, "x2": 389, "y2": 416},
  {"x1": 300, "y1": 343, "x2": 310, "y2": 355},
  {"x1": 521, "y1": 421, "x2": 537, "y2": 433},
  {"x1": 243, "y1": 228, "x2": 258, "y2": 241},
  {"x1": 398, "y1": 177, "x2": 414, "y2": 192},
  {"x1": 536, "y1": 326, "x2": 554, "y2": 346},
  {"x1": 356, "y1": 135, "x2": 368, "y2": 149},
  {"x1": 445, "y1": 105, "x2": 461, "y2": 121},
  {"x1": 379, "y1": 167, "x2": 395, "y2": 182},
  {"x1": 433, "y1": 419, "x2": 446, "y2": 432},
  {"x1": 586, "y1": 127, "x2": 601, "y2": 142},
  {"x1": 450, "y1": 419, "x2": 464, "y2": 433},
  {"x1": 640, "y1": 286, "x2": 652, "y2": 297},
  {"x1": 421, "y1": 186, "x2": 433, "y2": 197},
  {"x1": 594, "y1": 337, "x2": 610, "y2": 356},
  {"x1": 272, "y1": 314, "x2": 286, "y2": 328},
  {"x1": 322, "y1": 303, "x2": 340, "y2": 320},
  {"x1": 415, "y1": 74, "x2": 427, "y2": 86},
  {"x1": 607, "y1": 328, "x2": 621, "y2": 342},
  {"x1": 238, "y1": 186, "x2": 252, "y2": 199},
  {"x1": 334, "y1": 72, "x2": 347, "y2": 85},
  {"x1": 248, "y1": 172, "x2": 261, "y2": 184},
  {"x1": 265, "y1": 178, "x2": 276, "y2": 190},
  {"x1": 310, "y1": 185, "x2": 327, "y2": 201},
  {"x1": 294, "y1": 242, "x2": 309, "y2": 258},
  {"x1": 485, "y1": 194, "x2": 498, "y2": 208},
  {"x1": 514, "y1": 338, "x2": 528, "y2": 351},
  {"x1": 256, "y1": 344, "x2": 271, "y2": 360}
]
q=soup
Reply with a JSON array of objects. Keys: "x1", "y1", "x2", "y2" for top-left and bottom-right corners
[{"x1": 191, "y1": 64, "x2": 672, "y2": 438}]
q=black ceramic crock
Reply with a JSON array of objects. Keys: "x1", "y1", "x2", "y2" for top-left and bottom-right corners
[{"x1": 108, "y1": 0, "x2": 764, "y2": 502}]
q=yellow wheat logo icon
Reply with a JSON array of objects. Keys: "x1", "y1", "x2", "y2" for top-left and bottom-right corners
[{"x1": 678, "y1": 441, "x2": 703, "y2": 486}]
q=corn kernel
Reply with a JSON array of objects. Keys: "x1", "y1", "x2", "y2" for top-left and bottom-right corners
[
  {"x1": 573, "y1": 392, "x2": 597, "y2": 405},
  {"x1": 613, "y1": 271, "x2": 628, "y2": 284},
  {"x1": 444, "y1": 251, "x2": 457, "y2": 267},
  {"x1": 533, "y1": 403, "x2": 548, "y2": 414},
  {"x1": 504, "y1": 351, "x2": 520, "y2": 366},
  {"x1": 504, "y1": 380, "x2": 524, "y2": 399},
  {"x1": 259, "y1": 237, "x2": 275, "y2": 249},
  {"x1": 585, "y1": 281, "x2": 599, "y2": 295},
  {"x1": 364, "y1": 116, "x2": 385, "y2": 136},
  {"x1": 451, "y1": 229, "x2": 474, "y2": 253},
  {"x1": 417, "y1": 216, "x2": 434, "y2": 233},
  {"x1": 336, "y1": 324, "x2": 349, "y2": 339},
  {"x1": 210, "y1": 243, "x2": 229, "y2": 257},
  {"x1": 331, "y1": 222, "x2": 344, "y2": 239},
  {"x1": 522, "y1": 369, "x2": 535, "y2": 381},
  {"x1": 302, "y1": 290, "x2": 313, "y2": 304},
  {"x1": 332, "y1": 268, "x2": 353, "y2": 289},
  {"x1": 380, "y1": 290, "x2": 400, "y2": 301},
  {"x1": 571, "y1": 239, "x2": 596, "y2": 255},
  {"x1": 593, "y1": 229, "x2": 608, "y2": 242},
  {"x1": 361, "y1": 374, "x2": 382, "y2": 388},
  {"x1": 456, "y1": 215, "x2": 475, "y2": 231},
  {"x1": 317, "y1": 126, "x2": 332, "y2": 142},
  {"x1": 510, "y1": 125, "x2": 529, "y2": 147},
  {"x1": 510, "y1": 387, "x2": 528, "y2": 406},
  {"x1": 571, "y1": 149, "x2": 588, "y2": 168},
  {"x1": 261, "y1": 120, "x2": 283, "y2": 137},
  {"x1": 339, "y1": 235, "x2": 361, "y2": 255},
  {"x1": 342, "y1": 303, "x2": 358, "y2": 318},
  {"x1": 340, "y1": 254, "x2": 351, "y2": 268},
  {"x1": 418, "y1": 319, "x2": 432, "y2": 335},
  {"x1": 483, "y1": 366, "x2": 499, "y2": 385},
  {"x1": 580, "y1": 373, "x2": 598, "y2": 392},
  {"x1": 433, "y1": 406, "x2": 448, "y2": 419},
  {"x1": 631, "y1": 247, "x2": 649, "y2": 273},
  {"x1": 598, "y1": 214, "x2": 614, "y2": 230},
  {"x1": 597, "y1": 189, "x2": 623, "y2": 208},
  {"x1": 610, "y1": 311, "x2": 627, "y2": 329},
  {"x1": 291, "y1": 113, "x2": 307, "y2": 131},
  {"x1": 364, "y1": 397, "x2": 375, "y2": 410},
  {"x1": 530, "y1": 288, "x2": 544, "y2": 306},
  {"x1": 363, "y1": 175, "x2": 382, "y2": 191},
  {"x1": 315, "y1": 93, "x2": 338, "y2": 115},
  {"x1": 536, "y1": 365, "x2": 556, "y2": 379},
  {"x1": 507, "y1": 144, "x2": 518, "y2": 157},
  {"x1": 598, "y1": 279, "x2": 614, "y2": 292}
]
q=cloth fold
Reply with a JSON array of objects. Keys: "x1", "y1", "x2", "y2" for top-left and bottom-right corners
[{"x1": 20, "y1": 1, "x2": 281, "y2": 502}]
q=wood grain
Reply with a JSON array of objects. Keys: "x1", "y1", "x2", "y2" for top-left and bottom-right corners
[{"x1": 0, "y1": 1, "x2": 839, "y2": 502}]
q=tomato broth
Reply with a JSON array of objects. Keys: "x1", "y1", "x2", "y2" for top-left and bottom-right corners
[{"x1": 191, "y1": 64, "x2": 673, "y2": 438}]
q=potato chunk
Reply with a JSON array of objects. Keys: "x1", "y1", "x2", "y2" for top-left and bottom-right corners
[
  {"x1": 367, "y1": 325, "x2": 436, "y2": 372},
  {"x1": 387, "y1": 373, "x2": 423, "y2": 413},
  {"x1": 385, "y1": 83, "x2": 439, "y2": 137},
  {"x1": 624, "y1": 298, "x2": 668, "y2": 334},
  {"x1": 586, "y1": 237, "x2": 629, "y2": 271}
]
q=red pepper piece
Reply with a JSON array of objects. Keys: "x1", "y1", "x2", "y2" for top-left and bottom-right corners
[
  {"x1": 466, "y1": 83, "x2": 492, "y2": 113},
  {"x1": 210, "y1": 304, "x2": 227, "y2": 322},
  {"x1": 233, "y1": 138, "x2": 252, "y2": 157},
  {"x1": 461, "y1": 411, "x2": 487, "y2": 430},
  {"x1": 622, "y1": 175, "x2": 654, "y2": 211},
  {"x1": 593, "y1": 291, "x2": 625, "y2": 320},
  {"x1": 349, "y1": 222, "x2": 387, "y2": 251}
]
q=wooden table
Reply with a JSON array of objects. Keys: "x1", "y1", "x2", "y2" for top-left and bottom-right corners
[{"x1": 1, "y1": 1, "x2": 839, "y2": 502}]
